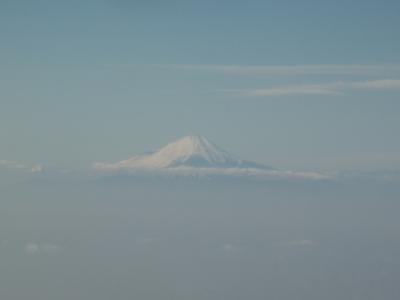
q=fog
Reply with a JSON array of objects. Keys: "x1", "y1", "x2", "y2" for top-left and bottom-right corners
[{"x1": 1, "y1": 178, "x2": 399, "y2": 300}]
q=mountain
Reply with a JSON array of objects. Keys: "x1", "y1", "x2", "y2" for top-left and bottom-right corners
[
  {"x1": 94, "y1": 135, "x2": 273, "y2": 172},
  {"x1": 93, "y1": 135, "x2": 329, "y2": 180}
]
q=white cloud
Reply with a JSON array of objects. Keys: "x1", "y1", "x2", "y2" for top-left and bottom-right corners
[
  {"x1": 225, "y1": 79, "x2": 400, "y2": 97},
  {"x1": 30, "y1": 164, "x2": 44, "y2": 173}
]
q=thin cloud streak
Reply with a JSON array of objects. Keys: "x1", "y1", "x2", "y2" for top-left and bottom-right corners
[
  {"x1": 0, "y1": 160, "x2": 44, "y2": 173},
  {"x1": 351, "y1": 79, "x2": 400, "y2": 89},
  {"x1": 224, "y1": 85, "x2": 340, "y2": 97},
  {"x1": 25, "y1": 242, "x2": 62, "y2": 255},
  {"x1": 224, "y1": 79, "x2": 400, "y2": 97}
]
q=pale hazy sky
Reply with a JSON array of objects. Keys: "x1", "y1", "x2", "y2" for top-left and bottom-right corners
[
  {"x1": 2, "y1": 4, "x2": 400, "y2": 300},
  {"x1": 1, "y1": 0, "x2": 400, "y2": 171}
]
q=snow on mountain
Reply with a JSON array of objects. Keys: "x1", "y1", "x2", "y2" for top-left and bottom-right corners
[{"x1": 93, "y1": 135, "x2": 328, "y2": 180}]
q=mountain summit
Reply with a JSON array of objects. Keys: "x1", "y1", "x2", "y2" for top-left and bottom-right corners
[{"x1": 95, "y1": 135, "x2": 270, "y2": 171}]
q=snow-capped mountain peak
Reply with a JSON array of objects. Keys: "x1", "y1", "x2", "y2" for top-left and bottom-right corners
[
  {"x1": 94, "y1": 135, "x2": 269, "y2": 171},
  {"x1": 154, "y1": 134, "x2": 241, "y2": 168}
]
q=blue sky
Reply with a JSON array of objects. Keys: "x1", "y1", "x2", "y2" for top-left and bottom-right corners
[{"x1": 1, "y1": 0, "x2": 400, "y2": 171}]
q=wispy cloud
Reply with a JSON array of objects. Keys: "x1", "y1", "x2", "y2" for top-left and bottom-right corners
[
  {"x1": 224, "y1": 84, "x2": 340, "y2": 97},
  {"x1": 351, "y1": 79, "x2": 400, "y2": 89},
  {"x1": 25, "y1": 242, "x2": 62, "y2": 255},
  {"x1": 25, "y1": 243, "x2": 40, "y2": 255},
  {"x1": 336, "y1": 169, "x2": 400, "y2": 183},
  {"x1": 224, "y1": 79, "x2": 400, "y2": 97},
  {"x1": 150, "y1": 64, "x2": 400, "y2": 96},
  {"x1": 0, "y1": 160, "x2": 44, "y2": 173},
  {"x1": 157, "y1": 64, "x2": 400, "y2": 77},
  {"x1": 286, "y1": 240, "x2": 319, "y2": 247},
  {"x1": 222, "y1": 243, "x2": 241, "y2": 253}
]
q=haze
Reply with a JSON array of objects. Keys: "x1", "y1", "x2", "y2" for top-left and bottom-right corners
[{"x1": 1, "y1": 1, "x2": 400, "y2": 299}]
